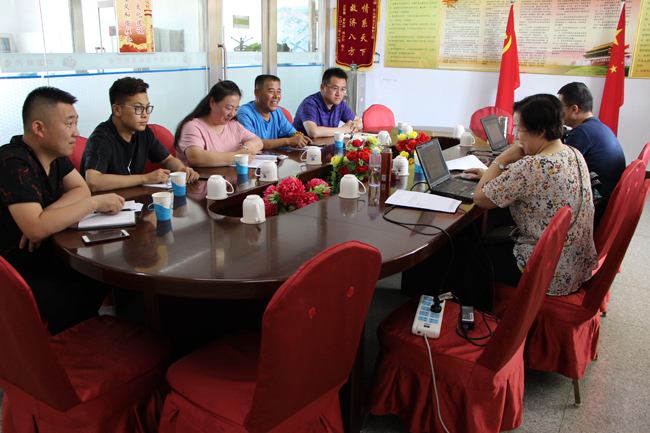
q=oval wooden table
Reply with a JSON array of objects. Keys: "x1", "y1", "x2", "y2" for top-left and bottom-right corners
[{"x1": 52, "y1": 134, "x2": 483, "y2": 433}]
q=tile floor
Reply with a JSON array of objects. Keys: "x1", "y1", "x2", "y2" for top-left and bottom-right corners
[{"x1": 1, "y1": 199, "x2": 649, "y2": 432}]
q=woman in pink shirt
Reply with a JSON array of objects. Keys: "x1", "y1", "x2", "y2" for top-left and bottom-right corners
[{"x1": 174, "y1": 81, "x2": 263, "y2": 167}]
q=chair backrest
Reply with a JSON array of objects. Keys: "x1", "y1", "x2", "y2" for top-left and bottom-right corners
[
  {"x1": 580, "y1": 179, "x2": 650, "y2": 315},
  {"x1": 478, "y1": 207, "x2": 572, "y2": 372},
  {"x1": 279, "y1": 106, "x2": 293, "y2": 124},
  {"x1": 244, "y1": 241, "x2": 382, "y2": 433},
  {"x1": 69, "y1": 136, "x2": 87, "y2": 171},
  {"x1": 638, "y1": 141, "x2": 650, "y2": 166},
  {"x1": 0, "y1": 256, "x2": 80, "y2": 412},
  {"x1": 594, "y1": 159, "x2": 646, "y2": 259},
  {"x1": 143, "y1": 124, "x2": 177, "y2": 174},
  {"x1": 362, "y1": 104, "x2": 396, "y2": 133},
  {"x1": 469, "y1": 106, "x2": 514, "y2": 143}
]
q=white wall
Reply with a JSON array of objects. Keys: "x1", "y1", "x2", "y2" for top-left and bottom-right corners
[{"x1": 347, "y1": 0, "x2": 650, "y2": 164}]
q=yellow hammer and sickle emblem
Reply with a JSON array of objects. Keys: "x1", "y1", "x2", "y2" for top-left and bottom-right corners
[{"x1": 503, "y1": 35, "x2": 512, "y2": 54}]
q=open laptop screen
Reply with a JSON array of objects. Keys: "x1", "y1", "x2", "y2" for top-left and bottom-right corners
[
  {"x1": 481, "y1": 115, "x2": 508, "y2": 152},
  {"x1": 416, "y1": 139, "x2": 449, "y2": 187}
]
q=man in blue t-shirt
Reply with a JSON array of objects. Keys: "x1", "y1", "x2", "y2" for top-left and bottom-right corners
[
  {"x1": 558, "y1": 82, "x2": 626, "y2": 196},
  {"x1": 238, "y1": 75, "x2": 312, "y2": 149},
  {"x1": 293, "y1": 68, "x2": 363, "y2": 138}
]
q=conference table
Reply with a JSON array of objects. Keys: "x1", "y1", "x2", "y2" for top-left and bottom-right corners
[{"x1": 52, "y1": 127, "x2": 487, "y2": 432}]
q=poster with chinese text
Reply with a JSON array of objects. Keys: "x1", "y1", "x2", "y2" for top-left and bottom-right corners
[{"x1": 117, "y1": 0, "x2": 154, "y2": 53}]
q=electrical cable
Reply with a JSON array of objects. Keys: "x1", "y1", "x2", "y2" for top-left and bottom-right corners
[{"x1": 423, "y1": 334, "x2": 451, "y2": 433}]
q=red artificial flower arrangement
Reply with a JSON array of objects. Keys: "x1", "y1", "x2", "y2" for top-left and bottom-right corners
[
  {"x1": 396, "y1": 131, "x2": 431, "y2": 154},
  {"x1": 263, "y1": 176, "x2": 331, "y2": 217}
]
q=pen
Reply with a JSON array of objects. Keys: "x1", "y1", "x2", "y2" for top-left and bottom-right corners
[
  {"x1": 241, "y1": 143, "x2": 250, "y2": 150},
  {"x1": 93, "y1": 209, "x2": 135, "y2": 214}
]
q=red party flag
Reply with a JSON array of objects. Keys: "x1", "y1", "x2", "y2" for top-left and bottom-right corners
[
  {"x1": 599, "y1": 2, "x2": 626, "y2": 135},
  {"x1": 495, "y1": 3, "x2": 520, "y2": 115}
]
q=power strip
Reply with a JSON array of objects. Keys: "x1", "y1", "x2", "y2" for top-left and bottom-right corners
[{"x1": 411, "y1": 295, "x2": 445, "y2": 339}]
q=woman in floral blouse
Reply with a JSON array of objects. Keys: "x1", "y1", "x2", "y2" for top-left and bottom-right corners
[{"x1": 468, "y1": 94, "x2": 598, "y2": 297}]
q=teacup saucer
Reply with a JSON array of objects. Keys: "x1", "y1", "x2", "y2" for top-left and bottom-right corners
[
  {"x1": 206, "y1": 195, "x2": 227, "y2": 200},
  {"x1": 241, "y1": 217, "x2": 265, "y2": 225},
  {"x1": 339, "y1": 194, "x2": 360, "y2": 200}
]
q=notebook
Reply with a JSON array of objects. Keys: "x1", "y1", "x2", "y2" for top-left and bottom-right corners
[
  {"x1": 480, "y1": 115, "x2": 508, "y2": 155},
  {"x1": 77, "y1": 210, "x2": 136, "y2": 230},
  {"x1": 415, "y1": 138, "x2": 476, "y2": 201}
]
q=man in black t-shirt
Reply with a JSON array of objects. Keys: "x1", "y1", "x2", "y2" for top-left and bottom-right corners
[
  {"x1": 0, "y1": 87, "x2": 125, "y2": 335},
  {"x1": 82, "y1": 77, "x2": 199, "y2": 192}
]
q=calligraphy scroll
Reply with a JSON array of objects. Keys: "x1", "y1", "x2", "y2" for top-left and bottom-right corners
[
  {"x1": 117, "y1": 0, "x2": 154, "y2": 53},
  {"x1": 336, "y1": 0, "x2": 379, "y2": 70}
]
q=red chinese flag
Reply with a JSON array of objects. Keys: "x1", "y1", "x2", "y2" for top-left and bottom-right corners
[
  {"x1": 495, "y1": 4, "x2": 520, "y2": 115},
  {"x1": 600, "y1": 3, "x2": 626, "y2": 135}
]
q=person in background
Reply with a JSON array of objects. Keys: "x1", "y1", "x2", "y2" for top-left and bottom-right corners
[
  {"x1": 557, "y1": 82, "x2": 626, "y2": 196},
  {"x1": 175, "y1": 80, "x2": 263, "y2": 167},
  {"x1": 292, "y1": 67, "x2": 363, "y2": 138},
  {"x1": 464, "y1": 94, "x2": 598, "y2": 309},
  {"x1": 0, "y1": 87, "x2": 125, "y2": 335},
  {"x1": 238, "y1": 74, "x2": 312, "y2": 149},
  {"x1": 81, "y1": 77, "x2": 198, "y2": 192}
]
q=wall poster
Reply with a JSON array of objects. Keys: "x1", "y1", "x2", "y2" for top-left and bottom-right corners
[{"x1": 116, "y1": 0, "x2": 155, "y2": 53}]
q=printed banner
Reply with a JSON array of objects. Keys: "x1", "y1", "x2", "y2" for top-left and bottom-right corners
[
  {"x1": 336, "y1": 0, "x2": 380, "y2": 70},
  {"x1": 116, "y1": 0, "x2": 154, "y2": 53}
]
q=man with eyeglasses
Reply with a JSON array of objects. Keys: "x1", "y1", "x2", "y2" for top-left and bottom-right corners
[
  {"x1": 82, "y1": 77, "x2": 198, "y2": 192},
  {"x1": 557, "y1": 82, "x2": 625, "y2": 196},
  {"x1": 293, "y1": 67, "x2": 363, "y2": 138}
]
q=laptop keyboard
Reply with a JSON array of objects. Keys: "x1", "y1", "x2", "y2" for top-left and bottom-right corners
[{"x1": 436, "y1": 178, "x2": 476, "y2": 196}]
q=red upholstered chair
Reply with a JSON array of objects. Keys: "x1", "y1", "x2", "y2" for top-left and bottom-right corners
[
  {"x1": 638, "y1": 141, "x2": 650, "y2": 166},
  {"x1": 469, "y1": 106, "x2": 514, "y2": 143},
  {"x1": 0, "y1": 255, "x2": 172, "y2": 433},
  {"x1": 365, "y1": 208, "x2": 572, "y2": 433},
  {"x1": 143, "y1": 124, "x2": 177, "y2": 174},
  {"x1": 362, "y1": 104, "x2": 395, "y2": 133},
  {"x1": 495, "y1": 178, "x2": 650, "y2": 406},
  {"x1": 279, "y1": 106, "x2": 293, "y2": 124},
  {"x1": 69, "y1": 136, "x2": 87, "y2": 172},
  {"x1": 592, "y1": 160, "x2": 646, "y2": 314},
  {"x1": 159, "y1": 241, "x2": 383, "y2": 433}
]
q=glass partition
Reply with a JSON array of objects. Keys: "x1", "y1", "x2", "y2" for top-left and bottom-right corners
[{"x1": 1, "y1": 0, "x2": 209, "y2": 143}]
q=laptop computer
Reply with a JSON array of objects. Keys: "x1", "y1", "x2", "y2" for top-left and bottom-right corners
[
  {"x1": 415, "y1": 138, "x2": 476, "y2": 201},
  {"x1": 480, "y1": 115, "x2": 508, "y2": 155}
]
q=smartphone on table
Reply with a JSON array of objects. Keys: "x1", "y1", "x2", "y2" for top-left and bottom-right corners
[{"x1": 82, "y1": 229, "x2": 130, "y2": 244}]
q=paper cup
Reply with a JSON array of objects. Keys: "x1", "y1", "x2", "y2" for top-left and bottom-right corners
[
  {"x1": 152, "y1": 192, "x2": 172, "y2": 209},
  {"x1": 235, "y1": 154, "x2": 249, "y2": 175}
]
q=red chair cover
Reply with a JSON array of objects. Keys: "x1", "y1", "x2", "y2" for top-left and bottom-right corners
[
  {"x1": 495, "y1": 179, "x2": 650, "y2": 380},
  {"x1": 280, "y1": 106, "x2": 293, "y2": 124},
  {"x1": 638, "y1": 141, "x2": 650, "y2": 166},
  {"x1": 366, "y1": 208, "x2": 572, "y2": 433},
  {"x1": 69, "y1": 136, "x2": 87, "y2": 172},
  {"x1": 159, "y1": 241, "x2": 383, "y2": 433},
  {"x1": 362, "y1": 104, "x2": 395, "y2": 133},
  {"x1": 143, "y1": 124, "x2": 177, "y2": 174},
  {"x1": 469, "y1": 106, "x2": 515, "y2": 143},
  {"x1": 0, "y1": 256, "x2": 171, "y2": 433}
]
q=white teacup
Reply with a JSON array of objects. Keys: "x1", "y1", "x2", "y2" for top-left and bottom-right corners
[
  {"x1": 339, "y1": 174, "x2": 367, "y2": 199},
  {"x1": 300, "y1": 146, "x2": 322, "y2": 165},
  {"x1": 454, "y1": 124, "x2": 465, "y2": 139},
  {"x1": 207, "y1": 175, "x2": 234, "y2": 200},
  {"x1": 241, "y1": 195, "x2": 266, "y2": 224},
  {"x1": 152, "y1": 192, "x2": 172, "y2": 208},
  {"x1": 378, "y1": 130, "x2": 392, "y2": 147},
  {"x1": 393, "y1": 155, "x2": 409, "y2": 177},
  {"x1": 459, "y1": 131, "x2": 476, "y2": 147},
  {"x1": 170, "y1": 171, "x2": 187, "y2": 187},
  {"x1": 255, "y1": 160, "x2": 278, "y2": 182},
  {"x1": 402, "y1": 125, "x2": 413, "y2": 135}
]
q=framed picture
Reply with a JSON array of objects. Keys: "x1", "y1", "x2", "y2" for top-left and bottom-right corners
[{"x1": 0, "y1": 34, "x2": 15, "y2": 53}]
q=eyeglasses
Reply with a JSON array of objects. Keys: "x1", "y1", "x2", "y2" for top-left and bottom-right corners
[
  {"x1": 323, "y1": 84, "x2": 347, "y2": 94},
  {"x1": 120, "y1": 104, "x2": 154, "y2": 115}
]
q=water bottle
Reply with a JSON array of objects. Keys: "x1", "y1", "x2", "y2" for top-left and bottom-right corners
[{"x1": 369, "y1": 148, "x2": 381, "y2": 187}]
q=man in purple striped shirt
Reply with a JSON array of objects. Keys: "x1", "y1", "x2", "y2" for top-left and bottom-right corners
[{"x1": 293, "y1": 68, "x2": 363, "y2": 138}]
